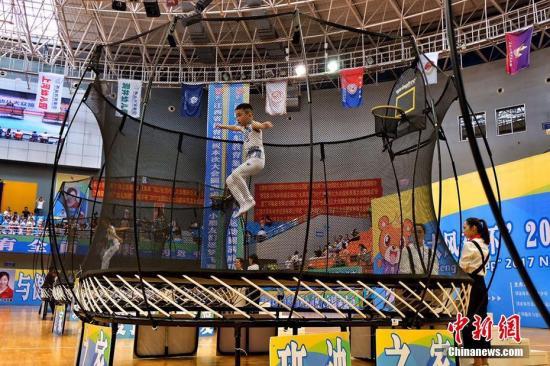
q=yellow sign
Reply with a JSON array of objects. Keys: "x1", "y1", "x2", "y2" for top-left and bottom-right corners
[
  {"x1": 376, "y1": 329, "x2": 455, "y2": 366},
  {"x1": 270, "y1": 332, "x2": 351, "y2": 366},
  {"x1": 77, "y1": 323, "x2": 114, "y2": 366}
]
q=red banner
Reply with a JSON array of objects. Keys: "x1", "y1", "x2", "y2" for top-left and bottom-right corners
[
  {"x1": 254, "y1": 179, "x2": 382, "y2": 222},
  {"x1": 90, "y1": 180, "x2": 203, "y2": 206}
]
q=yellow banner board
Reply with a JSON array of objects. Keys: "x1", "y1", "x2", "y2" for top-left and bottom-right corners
[
  {"x1": 270, "y1": 332, "x2": 351, "y2": 366},
  {"x1": 376, "y1": 329, "x2": 455, "y2": 366}
]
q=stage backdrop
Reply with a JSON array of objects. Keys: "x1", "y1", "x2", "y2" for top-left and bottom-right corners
[{"x1": 434, "y1": 152, "x2": 550, "y2": 328}]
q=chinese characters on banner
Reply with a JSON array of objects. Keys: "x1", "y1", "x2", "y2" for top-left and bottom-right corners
[
  {"x1": 254, "y1": 179, "x2": 382, "y2": 222},
  {"x1": 35, "y1": 72, "x2": 64, "y2": 113},
  {"x1": 270, "y1": 332, "x2": 351, "y2": 366},
  {"x1": 0, "y1": 236, "x2": 49, "y2": 254},
  {"x1": 90, "y1": 179, "x2": 203, "y2": 206},
  {"x1": 439, "y1": 186, "x2": 550, "y2": 327},
  {"x1": 201, "y1": 83, "x2": 249, "y2": 269},
  {"x1": 0, "y1": 268, "x2": 45, "y2": 306},
  {"x1": 376, "y1": 329, "x2": 456, "y2": 366},
  {"x1": 116, "y1": 79, "x2": 142, "y2": 118}
]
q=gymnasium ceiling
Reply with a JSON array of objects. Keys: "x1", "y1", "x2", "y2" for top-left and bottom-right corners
[{"x1": 0, "y1": 0, "x2": 549, "y2": 83}]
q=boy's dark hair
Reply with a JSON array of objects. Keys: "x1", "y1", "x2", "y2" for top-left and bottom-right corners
[{"x1": 235, "y1": 103, "x2": 253, "y2": 112}]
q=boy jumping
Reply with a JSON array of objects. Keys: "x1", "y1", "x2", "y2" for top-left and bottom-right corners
[{"x1": 216, "y1": 103, "x2": 273, "y2": 217}]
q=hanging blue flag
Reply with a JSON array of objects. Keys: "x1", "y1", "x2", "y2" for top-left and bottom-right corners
[{"x1": 181, "y1": 84, "x2": 204, "y2": 117}]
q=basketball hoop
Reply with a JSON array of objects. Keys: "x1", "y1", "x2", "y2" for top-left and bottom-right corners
[{"x1": 372, "y1": 105, "x2": 408, "y2": 138}]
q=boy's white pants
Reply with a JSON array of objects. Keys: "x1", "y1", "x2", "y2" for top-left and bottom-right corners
[
  {"x1": 226, "y1": 156, "x2": 265, "y2": 209},
  {"x1": 101, "y1": 239, "x2": 120, "y2": 269}
]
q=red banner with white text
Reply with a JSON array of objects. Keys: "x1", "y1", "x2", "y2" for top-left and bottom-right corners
[
  {"x1": 254, "y1": 179, "x2": 382, "y2": 222},
  {"x1": 90, "y1": 179, "x2": 203, "y2": 206}
]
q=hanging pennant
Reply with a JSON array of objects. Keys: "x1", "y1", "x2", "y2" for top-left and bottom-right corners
[
  {"x1": 418, "y1": 52, "x2": 439, "y2": 85},
  {"x1": 506, "y1": 26, "x2": 533, "y2": 75},
  {"x1": 265, "y1": 81, "x2": 287, "y2": 116},
  {"x1": 181, "y1": 84, "x2": 204, "y2": 117},
  {"x1": 116, "y1": 79, "x2": 142, "y2": 118},
  {"x1": 35, "y1": 72, "x2": 64, "y2": 113},
  {"x1": 340, "y1": 67, "x2": 364, "y2": 108}
]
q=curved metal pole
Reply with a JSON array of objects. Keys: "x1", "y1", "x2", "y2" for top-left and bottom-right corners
[
  {"x1": 444, "y1": 0, "x2": 550, "y2": 326},
  {"x1": 287, "y1": 10, "x2": 314, "y2": 321}
]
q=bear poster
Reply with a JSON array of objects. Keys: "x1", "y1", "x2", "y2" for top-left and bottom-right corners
[{"x1": 370, "y1": 186, "x2": 437, "y2": 274}]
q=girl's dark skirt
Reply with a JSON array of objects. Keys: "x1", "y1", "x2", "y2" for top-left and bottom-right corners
[{"x1": 462, "y1": 274, "x2": 491, "y2": 350}]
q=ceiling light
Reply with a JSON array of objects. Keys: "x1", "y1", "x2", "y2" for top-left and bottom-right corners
[
  {"x1": 294, "y1": 64, "x2": 306, "y2": 76},
  {"x1": 326, "y1": 59, "x2": 339, "y2": 73}
]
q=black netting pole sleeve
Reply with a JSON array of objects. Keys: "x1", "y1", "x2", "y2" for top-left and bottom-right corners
[
  {"x1": 410, "y1": 130, "x2": 428, "y2": 274},
  {"x1": 167, "y1": 134, "x2": 183, "y2": 258},
  {"x1": 130, "y1": 30, "x2": 169, "y2": 323},
  {"x1": 320, "y1": 143, "x2": 330, "y2": 273},
  {"x1": 287, "y1": 11, "x2": 314, "y2": 321},
  {"x1": 46, "y1": 54, "x2": 96, "y2": 316}
]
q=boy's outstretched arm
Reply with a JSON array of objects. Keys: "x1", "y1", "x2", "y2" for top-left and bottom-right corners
[
  {"x1": 215, "y1": 124, "x2": 243, "y2": 132},
  {"x1": 252, "y1": 121, "x2": 273, "y2": 131}
]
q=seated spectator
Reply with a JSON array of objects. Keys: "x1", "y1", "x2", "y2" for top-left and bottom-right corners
[
  {"x1": 399, "y1": 223, "x2": 439, "y2": 275},
  {"x1": 344, "y1": 234, "x2": 351, "y2": 245},
  {"x1": 3, "y1": 207, "x2": 11, "y2": 219},
  {"x1": 9, "y1": 219, "x2": 18, "y2": 235},
  {"x1": 335, "y1": 235, "x2": 344, "y2": 251},
  {"x1": 4, "y1": 128, "x2": 11, "y2": 139},
  {"x1": 22, "y1": 207, "x2": 31, "y2": 220},
  {"x1": 26, "y1": 218, "x2": 34, "y2": 235},
  {"x1": 313, "y1": 247, "x2": 323, "y2": 257},
  {"x1": 339, "y1": 242, "x2": 350, "y2": 265},
  {"x1": 235, "y1": 257, "x2": 245, "y2": 270},
  {"x1": 40, "y1": 131, "x2": 49, "y2": 143},
  {"x1": 30, "y1": 131, "x2": 38, "y2": 142},
  {"x1": 358, "y1": 244, "x2": 372, "y2": 266},
  {"x1": 247, "y1": 254, "x2": 260, "y2": 270},
  {"x1": 1, "y1": 220, "x2": 9, "y2": 234},
  {"x1": 171, "y1": 220, "x2": 182, "y2": 240},
  {"x1": 14, "y1": 129, "x2": 23, "y2": 140},
  {"x1": 256, "y1": 225, "x2": 267, "y2": 242},
  {"x1": 264, "y1": 215, "x2": 273, "y2": 227},
  {"x1": 290, "y1": 250, "x2": 302, "y2": 270},
  {"x1": 351, "y1": 228, "x2": 360, "y2": 240},
  {"x1": 284, "y1": 256, "x2": 292, "y2": 269}
]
